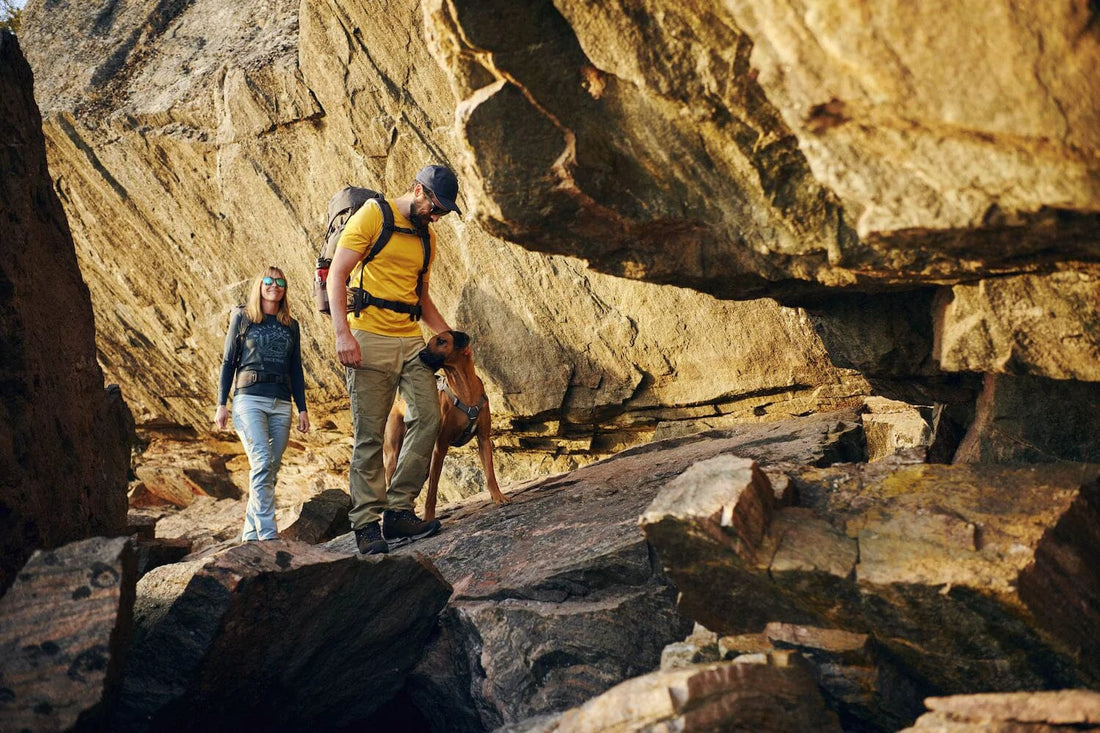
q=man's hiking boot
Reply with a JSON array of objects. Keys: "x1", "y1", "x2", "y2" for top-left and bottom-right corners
[
  {"x1": 382, "y1": 509, "x2": 441, "y2": 548},
  {"x1": 355, "y1": 521, "x2": 388, "y2": 555}
]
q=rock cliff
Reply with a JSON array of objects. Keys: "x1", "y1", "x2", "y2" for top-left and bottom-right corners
[
  {"x1": 15, "y1": 0, "x2": 1100, "y2": 494},
  {"x1": 0, "y1": 31, "x2": 131, "y2": 594}
]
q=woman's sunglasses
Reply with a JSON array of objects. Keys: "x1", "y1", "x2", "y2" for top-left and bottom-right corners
[{"x1": 262, "y1": 276, "x2": 287, "y2": 287}]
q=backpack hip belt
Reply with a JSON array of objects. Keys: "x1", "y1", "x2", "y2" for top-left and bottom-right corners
[
  {"x1": 235, "y1": 370, "x2": 290, "y2": 389},
  {"x1": 349, "y1": 288, "x2": 423, "y2": 321}
]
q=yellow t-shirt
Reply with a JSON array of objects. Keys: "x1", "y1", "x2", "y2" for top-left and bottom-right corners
[{"x1": 337, "y1": 199, "x2": 436, "y2": 337}]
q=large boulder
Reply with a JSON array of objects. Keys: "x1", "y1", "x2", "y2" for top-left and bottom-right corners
[
  {"x1": 0, "y1": 537, "x2": 136, "y2": 732},
  {"x1": 0, "y1": 30, "x2": 131, "y2": 594},
  {"x1": 114, "y1": 540, "x2": 451, "y2": 730},
  {"x1": 428, "y1": 0, "x2": 1098, "y2": 295},
  {"x1": 641, "y1": 456, "x2": 1100, "y2": 697}
]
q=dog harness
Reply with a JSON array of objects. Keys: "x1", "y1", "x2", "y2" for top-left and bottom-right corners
[{"x1": 438, "y1": 376, "x2": 486, "y2": 448}]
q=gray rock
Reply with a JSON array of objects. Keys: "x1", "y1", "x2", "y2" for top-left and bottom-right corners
[
  {"x1": 114, "y1": 540, "x2": 451, "y2": 730},
  {"x1": 0, "y1": 537, "x2": 136, "y2": 732}
]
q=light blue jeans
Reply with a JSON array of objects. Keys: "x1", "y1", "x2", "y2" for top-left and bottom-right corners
[{"x1": 232, "y1": 394, "x2": 293, "y2": 541}]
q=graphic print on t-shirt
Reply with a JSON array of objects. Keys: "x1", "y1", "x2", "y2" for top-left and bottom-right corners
[{"x1": 245, "y1": 318, "x2": 292, "y2": 371}]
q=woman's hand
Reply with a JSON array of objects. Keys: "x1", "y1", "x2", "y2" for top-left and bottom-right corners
[
  {"x1": 297, "y1": 410, "x2": 310, "y2": 434},
  {"x1": 214, "y1": 405, "x2": 229, "y2": 430}
]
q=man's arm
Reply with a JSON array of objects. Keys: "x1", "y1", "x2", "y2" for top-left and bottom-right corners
[
  {"x1": 418, "y1": 274, "x2": 451, "y2": 335},
  {"x1": 327, "y1": 245, "x2": 363, "y2": 368}
]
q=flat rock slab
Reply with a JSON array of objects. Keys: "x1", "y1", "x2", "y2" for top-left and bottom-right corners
[
  {"x1": 113, "y1": 540, "x2": 451, "y2": 730},
  {"x1": 902, "y1": 690, "x2": 1100, "y2": 731},
  {"x1": 539, "y1": 654, "x2": 840, "y2": 732},
  {"x1": 325, "y1": 409, "x2": 864, "y2": 730},
  {"x1": 0, "y1": 537, "x2": 136, "y2": 732}
]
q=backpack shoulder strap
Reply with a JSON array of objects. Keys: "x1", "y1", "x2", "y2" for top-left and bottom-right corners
[
  {"x1": 414, "y1": 229, "x2": 431, "y2": 299},
  {"x1": 358, "y1": 199, "x2": 397, "y2": 291},
  {"x1": 233, "y1": 305, "x2": 249, "y2": 365},
  {"x1": 354, "y1": 199, "x2": 432, "y2": 303},
  {"x1": 364, "y1": 199, "x2": 396, "y2": 264}
]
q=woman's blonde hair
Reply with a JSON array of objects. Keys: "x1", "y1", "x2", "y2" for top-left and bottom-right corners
[{"x1": 245, "y1": 266, "x2": 292, "y2": 326}]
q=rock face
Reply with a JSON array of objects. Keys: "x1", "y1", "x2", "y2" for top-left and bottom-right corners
[
  {"x1": 0, "y1": 1, "x2": 934, "y2": 474},
  {"x1": 0, "y1": 31, "x2": 131, "y2": 594},
  {"x1": 17, "y1": 0, "x2": 1098, "y2": 491},
  {"x1": 641, "y1": 456, "x2": 1100, "y2": 699},
  {"x1": 322, "y1": 409, "x2": 864, "y2": 730},
  {"x1": 0, "y1": 537, "x2": 136, "y2": 732}
]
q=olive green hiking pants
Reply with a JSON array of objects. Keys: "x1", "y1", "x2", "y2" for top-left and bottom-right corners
[{"x1": 346, "y1": 330, "x2": 439, "y2": 528}]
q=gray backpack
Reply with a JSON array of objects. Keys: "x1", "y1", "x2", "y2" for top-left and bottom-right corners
[{"x1": 313, "y1": 186, "x2": 429, "y2": 319}]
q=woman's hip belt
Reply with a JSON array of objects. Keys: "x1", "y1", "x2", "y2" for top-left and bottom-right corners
[{"x1": 235, "y1": 370, "x2": 290, "y2": 388}]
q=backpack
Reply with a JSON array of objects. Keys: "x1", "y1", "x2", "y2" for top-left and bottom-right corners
[{"x1": 313, "y1": 186, "x2": 430, "y2": 318}]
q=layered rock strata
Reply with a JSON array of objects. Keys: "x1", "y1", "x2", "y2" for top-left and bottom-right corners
[{"x1": 641, "y1": 455, "x2": 1100, "y2": 698}]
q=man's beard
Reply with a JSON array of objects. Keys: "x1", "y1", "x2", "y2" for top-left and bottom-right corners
[{"x1": 408, "y1": 209, "x2": 430, "y2": 228}]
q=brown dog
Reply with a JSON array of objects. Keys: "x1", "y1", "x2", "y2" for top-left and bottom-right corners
[{"x1": 383, "y1": 330, "x2": 510, "y2": 521}]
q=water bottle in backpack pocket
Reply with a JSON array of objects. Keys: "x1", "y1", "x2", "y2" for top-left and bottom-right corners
[{"x1": 314, "y1": 186, "x2": 386, "y2": 314}]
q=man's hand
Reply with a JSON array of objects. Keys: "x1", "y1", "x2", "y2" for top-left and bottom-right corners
[
  {"x1": 214, "y1": 405, "x2": 229, "y2": 430},
  {"x1": 336, "y1": 331, "x2": 362, "y2": 368},
  {"x1": 297, "y1": 411, "x2": 310, "y2": 433}
]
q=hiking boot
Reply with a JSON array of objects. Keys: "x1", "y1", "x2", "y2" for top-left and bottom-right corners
[
  {"x1": 382, "y1": 509, "x2": 441, "y2": 548},
  {"x1": 355, "y1": 521, "x2": 389, "y2": 555}
]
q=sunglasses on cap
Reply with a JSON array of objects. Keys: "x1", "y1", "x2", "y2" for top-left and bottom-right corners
[
  {"x1": 421, "y1": 186, "x2": 449, "y2": 217},
  {"x1": 262, "y1": 276, "x2": 287, "y2": 287}
]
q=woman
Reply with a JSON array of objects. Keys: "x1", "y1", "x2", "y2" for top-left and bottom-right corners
[{"x1": 214, "y1": 266, "x2": 310, "y2": 541}]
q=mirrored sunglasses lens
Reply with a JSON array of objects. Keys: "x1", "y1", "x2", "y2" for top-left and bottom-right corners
[{"x1": 262, "y1": 277, "x2": 287, "y2": 287}]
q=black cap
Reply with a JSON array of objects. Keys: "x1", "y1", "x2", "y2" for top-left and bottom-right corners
[{"x1": 415, "y1": 165, "x2": 462, "y2": 216}]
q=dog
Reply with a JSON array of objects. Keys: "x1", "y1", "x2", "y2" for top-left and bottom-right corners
[{"x1": 383, "y1": 330, "x2": 510, "y2": 521}]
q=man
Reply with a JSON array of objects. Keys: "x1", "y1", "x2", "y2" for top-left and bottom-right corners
[{"x1": 327, "y1": 164, "x2": 461, "y2": 555}]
